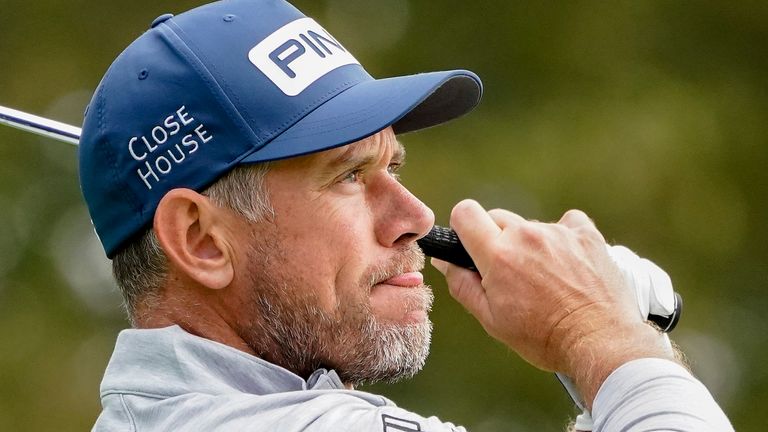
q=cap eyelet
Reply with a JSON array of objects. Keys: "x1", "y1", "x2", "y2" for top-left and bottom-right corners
[
  {"x1": 138, "y1": 69, "x2": 149, "y2": 80},
  {"x1": 223, "y1": 14, "x2": 236, "y2": 22}
]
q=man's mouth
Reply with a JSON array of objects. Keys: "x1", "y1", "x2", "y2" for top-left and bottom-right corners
[
  {"x1": 371, "y1": 270, "x2": 431, "y2": 324},
  {"x1": 378, "y1": 271, "x2": 424, "y2": 288}
]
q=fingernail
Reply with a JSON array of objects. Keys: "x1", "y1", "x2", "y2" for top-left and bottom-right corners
[{"x1": 431, "y1": 257, "x2": 448, "y2": 274}]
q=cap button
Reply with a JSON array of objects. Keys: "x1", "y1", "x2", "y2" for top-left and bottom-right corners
[{"x1": 150, "y1": 13, "x2": 174, "y2": 29}]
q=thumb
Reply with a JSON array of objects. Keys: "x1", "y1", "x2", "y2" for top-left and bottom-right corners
[{"x1": 431, "y1": 258, "x2": 493, "y2": 324}]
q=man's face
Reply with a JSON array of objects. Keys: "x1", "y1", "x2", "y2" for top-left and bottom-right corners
[{"x1": 231, "y1": 127, "x2": 436, "y2": 385}]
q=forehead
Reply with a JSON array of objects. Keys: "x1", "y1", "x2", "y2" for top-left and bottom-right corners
[{"x1": 324, "y1": 129, "x2": 404, "y2": 162}]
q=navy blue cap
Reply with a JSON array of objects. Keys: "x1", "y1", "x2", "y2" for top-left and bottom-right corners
[{"x1": 79, "y1": 0, "x2": 483, "y2": 258}]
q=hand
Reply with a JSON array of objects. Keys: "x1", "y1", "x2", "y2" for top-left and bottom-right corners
[{"x1": 432, "y1": 200, "x2": 674, "y2": 406}]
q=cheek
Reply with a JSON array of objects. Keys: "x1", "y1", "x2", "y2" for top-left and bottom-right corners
[
  {"x1": 269, "y1": 185, "x2": 378, "y2": 311},
  {"x1": 277, "y1": 216, "x2": 372, "y2": 312}
]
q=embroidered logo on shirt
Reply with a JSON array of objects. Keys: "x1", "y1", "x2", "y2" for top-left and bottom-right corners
[{"x1": 382, "y1": 414, "x2": 422, "y2": 432}]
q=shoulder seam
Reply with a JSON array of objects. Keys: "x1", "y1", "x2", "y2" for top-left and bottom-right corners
[{"x1": 105, "y1": 390, "x2": 174, "y2": 400}]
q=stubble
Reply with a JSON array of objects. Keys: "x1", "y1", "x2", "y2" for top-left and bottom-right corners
[{"x1": 238, "y1": 236, "x2": 434, "y2": 386}]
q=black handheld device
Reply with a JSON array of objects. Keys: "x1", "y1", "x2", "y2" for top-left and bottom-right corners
[{"x1": 417, "y1": 225, "x2": 682, "y2": 333}]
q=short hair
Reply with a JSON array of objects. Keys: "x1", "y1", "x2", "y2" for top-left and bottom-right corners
[{"x1": 111, "y1": 163, "x2": 272, "y2": 325}]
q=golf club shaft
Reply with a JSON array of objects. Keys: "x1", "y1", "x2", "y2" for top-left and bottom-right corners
[{"x1": 0, "y1": 105, "x2": 81, "y2": 145}]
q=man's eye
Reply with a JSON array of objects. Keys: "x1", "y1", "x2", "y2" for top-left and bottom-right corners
[{"x1": 340, "y1": 169, "x2": 363, "y2": 184}]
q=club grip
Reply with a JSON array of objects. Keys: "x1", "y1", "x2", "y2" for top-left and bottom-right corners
[
  {"x1": 417, "y1": 225, "x2": 682, "y2": 333},
  {"x1": 417, "y1": 225, "x2": 476, "y2": 271}
]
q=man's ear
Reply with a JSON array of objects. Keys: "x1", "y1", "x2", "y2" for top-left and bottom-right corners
[{"x1": 153, "y1": 188, "x2": 235, "y2": 290}]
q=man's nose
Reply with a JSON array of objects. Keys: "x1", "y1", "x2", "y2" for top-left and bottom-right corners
[{"x1": 372, "y1": 175, "x2": 435, "y2": 248}]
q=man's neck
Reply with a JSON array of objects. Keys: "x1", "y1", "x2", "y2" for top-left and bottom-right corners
[{"x1": 133, "y1": 289, "x2": 259, "y2": 357}]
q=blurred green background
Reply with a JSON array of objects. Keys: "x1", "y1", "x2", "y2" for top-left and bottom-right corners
[{"x1": 1, "y1": 0, "x2": 766, "y2": 430}]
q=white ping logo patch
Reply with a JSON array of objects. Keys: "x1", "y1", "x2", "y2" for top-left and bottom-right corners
[{"x1": 248, "y1": 18, "x2": 360, "y2": 96}]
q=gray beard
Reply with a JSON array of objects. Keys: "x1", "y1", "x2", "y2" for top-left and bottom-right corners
[{"x1": 239, "y1": 239, "x2": 433, "y2": 386}]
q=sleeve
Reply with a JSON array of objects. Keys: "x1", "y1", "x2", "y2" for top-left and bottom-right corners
[{"x1": 591, "y1": 358, "x2": 734, "y2": 431}]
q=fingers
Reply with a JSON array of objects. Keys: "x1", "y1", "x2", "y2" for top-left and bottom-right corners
[
  {"x1": 431, "y1": 258, "x2": 492, "y2": 324},
  {"x1": 558, "y1": 209, "x2": 606, "y2": 243},
  {"x1": 450, "y1": 200, "x2": 526, "y2": 272},
  {"x1": 449, "y1": 200, "x2": 501, "y2": 272},
  {"x1": 452, "y1": 203, "x2": 604, "y2": 259},
  {"x1": 450, "y1": 199, "x2": 501, "y2": 240},
  {"x1": 557, "y1": 209, "x2": 595, "y2": 229},
  {"x1": 488, "y1": 208, "x2": 527, "y2": 228}
]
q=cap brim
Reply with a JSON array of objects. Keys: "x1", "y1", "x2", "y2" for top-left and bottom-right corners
[{"x1": 241, "y1": 69, "x2": 482, "y2": 163}]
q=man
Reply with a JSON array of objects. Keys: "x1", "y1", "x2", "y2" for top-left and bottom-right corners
[{"x1": 80, "y1": 0, "x2": 732, "y2": 430}]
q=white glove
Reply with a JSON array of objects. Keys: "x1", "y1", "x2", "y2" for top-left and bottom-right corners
[{"x1": 606, "y1": 245, "x2": 676, "y2": 319}]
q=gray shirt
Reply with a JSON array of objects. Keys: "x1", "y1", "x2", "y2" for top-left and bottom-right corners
[{"x1": 92, "y1": 325, "x2": 733, "y2": 431}]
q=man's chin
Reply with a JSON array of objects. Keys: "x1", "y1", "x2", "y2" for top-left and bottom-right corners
[
  {"x1": 371, "y1": 306, "x2": 431, "y2": 325},
  {"x1": 335, "y1": 319, "x2": 433, "y2": 386},
  {"x1": 402, "y1": 309, "x2": 429, "y2": 324},
  {"x1": 369, "y1": 284, "x2": 434, "y2": 324}
]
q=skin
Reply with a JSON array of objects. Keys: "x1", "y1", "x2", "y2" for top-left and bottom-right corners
[{"x1": 141, "y1": 125, "x2": 675, "y2": 407}]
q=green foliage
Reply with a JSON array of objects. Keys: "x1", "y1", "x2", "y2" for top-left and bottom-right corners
[{"x1": 1, "y1": 0, "x2": 765, "y2": 430}]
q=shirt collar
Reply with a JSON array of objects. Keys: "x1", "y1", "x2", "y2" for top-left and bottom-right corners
[{"x1": 100, "y1": 325, "x2": 345, "y2": 398}]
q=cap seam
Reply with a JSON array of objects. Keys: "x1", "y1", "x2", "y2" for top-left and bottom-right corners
[
  {"x1": 97, "y1": 77, "x2": 143, "y2": 219},
  {"x1": 165, "y1": 21, "x2": 263, "y2": 143},
  {"x1": 161, "y1": 22, "x2": 264, "y2": 150}
]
